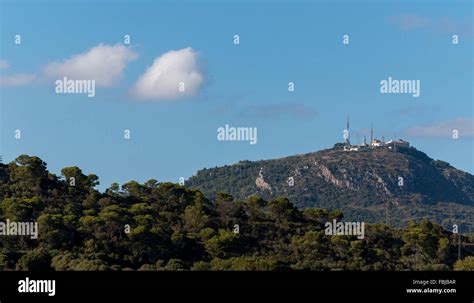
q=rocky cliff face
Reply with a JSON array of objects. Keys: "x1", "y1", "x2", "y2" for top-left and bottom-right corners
[{"x1": 187, "y1": 145, "x2": 474, "y2": 232}]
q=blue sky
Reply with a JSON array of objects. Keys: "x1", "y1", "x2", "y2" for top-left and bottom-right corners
[{"x1": 0, "y1": 0, "x2": 472, "y2": 191}]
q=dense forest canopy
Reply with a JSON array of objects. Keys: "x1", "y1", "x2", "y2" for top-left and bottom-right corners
[{"x1": 0, "y1": 155, "x2": 473, "y2": 271}]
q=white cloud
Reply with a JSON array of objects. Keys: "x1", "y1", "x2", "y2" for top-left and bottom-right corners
[
  {"x1": 239, "y1": 103, "x2": 318, "y2": 120},
  {"x1": 0, "y1": 60, "x2": 10, "y2": 69},
  {"x1": 388, "y1": 14, "x2": 431, "y2": 30},
  {"x1": 406, "y1": 118, "x2": 474, "y2": 138},
  {"x1": 388, "y1": 14, "x2": 473, "y2": 37},
  {"x1": 43, "y1": 44, "x2": 137, "y2": 87},
  {"x1": 130, "y1": 47, "x2": 204, "y2": 101},
  {"x1": 0, "y1": 60, "x2": 36, "y2": 86},
  {"x1": 0, "y1": 74, "x2": 36, "y2": 87}
]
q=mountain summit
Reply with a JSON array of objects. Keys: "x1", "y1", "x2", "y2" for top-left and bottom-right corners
[{"x1": 187, "y1": 144, "x2": 474, "y2": 232}]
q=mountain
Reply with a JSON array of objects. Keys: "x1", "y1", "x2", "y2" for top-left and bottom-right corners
[
  {"x1": 1, "y1": 154, "x2": 473, "y2": 271},
  {"x1": 187, "y1": 143, "x2": 474, "y2": 232}
]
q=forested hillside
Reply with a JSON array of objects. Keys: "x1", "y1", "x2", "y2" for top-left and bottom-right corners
[
  {"x1": 188, "y1": 144, "x2": 474, "y2": 232},
  {"x1": 0, "y1": 155, "x2": 473, "y2": 271}
]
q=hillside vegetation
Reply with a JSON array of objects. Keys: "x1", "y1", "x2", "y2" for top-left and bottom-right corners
[
  {"x1": 187, "y1": 145, "x2": 474, "y2": 232},
  {"x1": 0, "y1": 155, "x2": 473, "y2": 271}
]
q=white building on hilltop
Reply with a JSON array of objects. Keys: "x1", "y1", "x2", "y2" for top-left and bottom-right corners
[
  {"x1": 370, "y1": 139, "x2": 383, "y2": 147},
  {"x1": 341, "y1": 117, "x2": 410, "y2": 151},
  {"x1": 386, "y1": 139, "x2": 410, "y2": 148}
]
